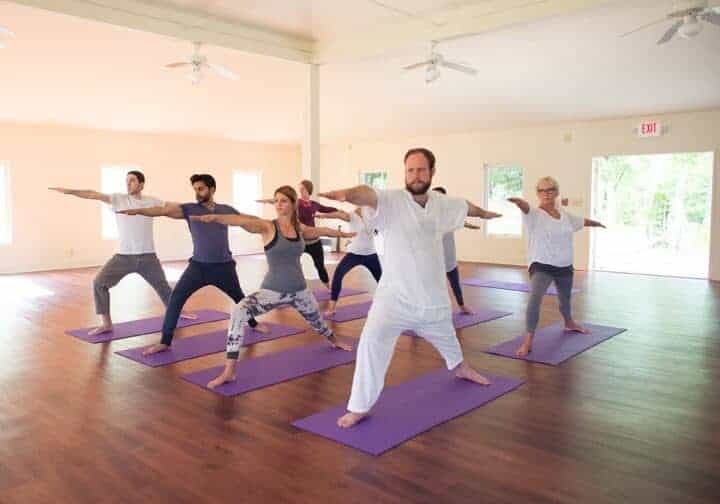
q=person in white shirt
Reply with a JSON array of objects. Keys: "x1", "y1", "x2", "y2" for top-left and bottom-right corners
[
  {"x1": 315, "y1": 206, "x2": 382, "y2": 317},
  {"x1": 432, "y1": 187, "x2": 481, "y2": 314},
  {"x1": 49, "y1": 170, "x2": 193, "y2": 335},
  {"x1": 507, "y1": 176, "x2": 605, "y2": 358},
  {"x1": 320, "y1": 148, "x2": 502, "y2": 428}
]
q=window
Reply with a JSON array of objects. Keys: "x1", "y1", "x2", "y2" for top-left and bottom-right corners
[
  {"x1": 101, "y1": 165, "x2": 135, "y2": 239},
  {"x1": 485, "y1": 165, "x2": 523, "y2": 236},
  {"x1": 0, "y1": 163, "x2": 11, "y2": 245},
  {"x1": 360, "y1": 171, "x2": 388, "y2": 190},
  {"x1": 233, "y1": 171, "x2": 262, "y2": 220}
]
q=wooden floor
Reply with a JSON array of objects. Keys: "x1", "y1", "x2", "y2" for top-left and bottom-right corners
[{"x1": 1, "y1": 255, "x2": 719, "y2": 503}]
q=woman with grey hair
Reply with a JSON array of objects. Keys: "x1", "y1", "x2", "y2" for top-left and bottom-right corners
[{"x1": 508, "y1": 176, "x2": 605, "y2": 357}]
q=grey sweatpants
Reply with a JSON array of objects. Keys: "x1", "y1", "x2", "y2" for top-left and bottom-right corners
[
  {"x1": 526, "y1": 271, "x2": 574, "y2": 333},
  {"x1": 93, "y1": 253, "x2": 172, "y2": 315}
]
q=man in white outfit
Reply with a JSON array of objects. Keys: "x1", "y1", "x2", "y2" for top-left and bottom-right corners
[{"x1": 320, "y1": 148, "x2": 502, "y2": 428}]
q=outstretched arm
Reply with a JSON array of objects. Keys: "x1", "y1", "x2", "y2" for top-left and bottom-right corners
[
  {"x1": 584, "y1": 218, "x2": 606, "y2": 228},
  {"x1": 49, "y1": 187, "x2": 111, "y2": 204},
  {"x1": 507, "y1": 197, "x2": 531, "y2": 214},
  {"x1": 190, "y1": 213, "x2": 272, "y2": 235},
  {"x1": 314, "y1": 210, "x2": 351, "y2": 222},
  {"x1": 255, "y1": 198, "x2": 274, "y2": 205},
  {"x1": 318, "y1": 185, "x2": 378, "y2": 209},
  {"x1": 467, "y1": 201, "x2": 502, "y2": 219},
  {"x1": 117, "y1": 202, "x2": 184, "y2": 219},
  {"x1": 464, "y1": 222, "x2": 482, "y2": 230},
  {"x1": 301, "y1": 224, "x2": 355, "y2": 241}
]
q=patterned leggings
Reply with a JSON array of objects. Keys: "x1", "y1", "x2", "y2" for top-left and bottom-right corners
[{"x1": 226, "y1": 288, "x2": 333, "y2": 359}]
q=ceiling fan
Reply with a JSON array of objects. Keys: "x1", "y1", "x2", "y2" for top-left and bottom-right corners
[
  {"x1": 164, "y1": 41, "x2": 239, "y2": 85},
  {"x1": 621, "y1": 0, "x2": 720, "y2": 44},
  {"x1": 0, "y1": 25, "x2": 14, "y2": 49},
  {"x1": 402, "y1": 41, "x2": 478, "y2": 84}
]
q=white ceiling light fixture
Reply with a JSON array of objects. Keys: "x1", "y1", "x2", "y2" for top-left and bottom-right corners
[
  {"x1": 164, "y1": 41, "x2": 239, "y2": 85},
  {"x1": 402, "y1": 41, "x2": 477, "y2": 84},
  {"x1": 0, "y1": 25, "x2": 15, "y2": 49},
  {"x1": 621, "y1": 0, "x2": 720, "y2": 44}
]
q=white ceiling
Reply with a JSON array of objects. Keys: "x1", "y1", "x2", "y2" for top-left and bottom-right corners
[{"x1": 0, "y1": 0, "x2": 718, "y2": 142}]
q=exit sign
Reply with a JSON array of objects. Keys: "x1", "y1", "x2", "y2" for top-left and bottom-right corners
[{"x1": 637, "y1": 120, "x2": 663, "y2": 137}]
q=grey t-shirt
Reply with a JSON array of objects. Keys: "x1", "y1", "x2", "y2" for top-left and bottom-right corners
[{"x1": 180, "y1": 203, "x2": 239, "y2": 263}]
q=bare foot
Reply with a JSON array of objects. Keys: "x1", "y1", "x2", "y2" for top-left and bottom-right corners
[
  {"x1": 252, "y1": 322, "x2": 270, "y2": 334},
  {"x1": 328, "y1": 335, "x2": 353, "y2": 351},
  {"x1": 180, "y1": 311, "x2": 198, "y2": 320},
  {"x1": 207, "y1": 372, "x2": 236, "y2": 390},
  {"x1": 459, "y1": 304, "x2": 474, "y2": 315},
  {"x1": 142, "y1": 343, "x2": 169, "y2": 356},
  {"x1": 324, "y1": 301, "x2": 337, "y2": 319},
  {"x1": 324, "y1": 310, "x2": 336, "y2": 319},
  {"x1": 515, "y1": 334, "x2": 533, "y2": 357},
  {"x1": 337, "y1": 411, "x2": 368, "y2": 428},
  {"x1": 455, "y1": 362, "x2": 491, "y2": 385},
  {"x1": 564, "y1": 321, "x2": 589, "y2": 334},
  {"x1": 88, "y1": 325, "x2": 113, "y2": 336}
]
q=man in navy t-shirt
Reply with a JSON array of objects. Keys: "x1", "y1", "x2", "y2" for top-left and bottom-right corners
[{"x1": 119, "y1": 173, "x2": 262, "y2": 355}]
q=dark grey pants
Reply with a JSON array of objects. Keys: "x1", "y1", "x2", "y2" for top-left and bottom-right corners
[
  {"x1": 526, "y1": 271, "x2": 574, "y2": 333},
  {"x1": 93, "y1": 253, "x2": 172, "y2": 315}
]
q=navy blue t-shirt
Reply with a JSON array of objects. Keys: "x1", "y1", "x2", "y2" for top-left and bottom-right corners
[{"x1": 180, "y1": 203, "x2": 239, "y2": 263}]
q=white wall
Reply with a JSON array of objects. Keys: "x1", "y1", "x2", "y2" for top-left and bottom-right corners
[
  {"x1": 320, "y1": 108, "x2": 720, "y2": 280},
  {"x1": 0, "y1": 122, "x2": 301, "y2": 274}
]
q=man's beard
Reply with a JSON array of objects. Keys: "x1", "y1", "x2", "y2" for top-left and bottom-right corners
[
  {"x1": 196, "y1": 194, "x2": 210, "y2": 203},
  {"x1": 405, "y1": 180, "x2": 431, "y2": 196}
]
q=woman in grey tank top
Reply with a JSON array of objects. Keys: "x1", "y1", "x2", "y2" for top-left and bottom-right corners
[{"x1": 190, "y1": 185, "x2": 355, "y2": 390}]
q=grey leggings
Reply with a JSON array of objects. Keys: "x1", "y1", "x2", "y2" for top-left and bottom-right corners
[
  {"x1": 526, "y1": 272, "x2": 574, "y2": 333},
  {"x1": 93, "y1": 253, "x2": 172, "y2": 315}
]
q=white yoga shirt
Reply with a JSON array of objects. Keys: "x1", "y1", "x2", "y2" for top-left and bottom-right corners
[
  {"x1": 442, "y1": 232, "x2": 458, "y2": 272},
  {"x1": 345, "y1": 211, "x2": 377, "y2": 256},
  {"x1": 523, "y1": 207, "x2": 585, "y2": 267},
  {"x1": 364, "y1": 189, "x2": 468, "y2": 313},
  {"x1": 109, "y1": 193, "x2": 164, "y2": 255}
]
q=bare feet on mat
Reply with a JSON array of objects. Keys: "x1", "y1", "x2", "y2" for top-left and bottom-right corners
[
  {"x1": 180, "y1": 311, "x2": 198, "y2": 320},
  {"x1": 142, "y1": 343, "x2": 169, "y2": 356},
  {"x1": 337, "y1": 412, "x2": 368, "y2": 428},
  {"x1": 88, "y1": 325, "x2": 113, "y2": 336},
  {"x1": 207, "y1": 371, "x2": 236, "y2": 390},
  {"x1": 252, "y1": 322, "x2": 270, "y2": 334},
  {"x1": 324, "y1": 301, "x2": 337, "y2": 318},
  {"x1": 459, "y1": 304, "x2": 473, "y2": 315},
  {"x1": 328, "y1": 335, "x2": 353, "y2": 351},
  {"x1": 515, "y1": 334, "x2": 533, "y2": 357},
  {"x1": 455, "y1": 362, "x2": 491, "y2": 385},
  {"x1": 564, "y1": 320, "x2": 589, "y2": 334}
]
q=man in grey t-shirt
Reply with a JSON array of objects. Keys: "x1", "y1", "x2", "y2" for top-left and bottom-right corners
[{"x1": 118, "y1": 173, "x2": 264, "y2": 355}]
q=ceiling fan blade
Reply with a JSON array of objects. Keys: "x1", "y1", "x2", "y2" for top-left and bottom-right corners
[
  {"x1": 208, "y1": 62, "x2": 239, "y2": 80},
  {"x1": 620, "y1": 17, "x2": 669, "y2": 37},
  {"x1": 440, "y1": 60, "x2": 477, "y2": 75},
  {"x1": 164, "y1": 61, "x2": 190, "y2": 68},
  {"x1": 402, "y1": 60, "x2": 432, "y2": 71},
  {"x1": 702, "y1": 11, "x2": 720, "y2": 26},
  {"x1": 658, "y1": 19, "x2": 683, "y2": 44}
]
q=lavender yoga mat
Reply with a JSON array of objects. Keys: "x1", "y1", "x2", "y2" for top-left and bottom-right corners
[
  {"x1": 403, "y1": 309, "x2": 512, "y2": 337},
  {"x1": 461, "y1": 278, "x2": 579, "y2": 296},
  {"x1": 484, "y1": 322, "x2": 626, "y2": 365},
  {"x1": 65, "y1": 309, "x2": 230, "y2": 343},
  {"x1": 324, "y1": 301, "x2": 373, "y2": 322},
  {"x1": 181, "y1": 341, "x2": 357, "y2": 396},
  {"x1": 292, "y1": 369, "x2": 524, "y2": 456},
  {"x1": 313, "y1": 287, "x2": 366, "y2": 302},
  {"x1": 115, "y1": 323, "x2": 304, "y2": 367}
]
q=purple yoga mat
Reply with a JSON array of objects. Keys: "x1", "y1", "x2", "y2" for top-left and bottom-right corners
[
  {"x1": 403, "y1": 309, "x2": 512, "y2": 337},
  {"x1": 312, "y1": 287, "x2": 366, "y2": 302},
  {"x1": 292, "y1": 369, "x2": 524, "y2": 456},
  {"x1": 484, "y1": 322, "x2": 626, "y2": 365},
  {"x1": 65, "y1": 309, "x2": 230, "y2": 343},
  {"x1": 461, "y1": 278, "x2": 579, "y2": 296},
  {"x1": 114, "y1": 323, "x2": 304, "y2": 367},
  {"x1": 324, "y1": 301, "x2": 373, "y2": 322},
  {"x1": 181, "y1": 341, "x2": 357, "y2": 396}
]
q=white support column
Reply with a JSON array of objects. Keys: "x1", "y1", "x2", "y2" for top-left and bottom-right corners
[
  {"x1": 302, "y1": 63, "x2": 320, "y2": 187},
  {"x1": 709, "y1": 149, "x2": 720, "y2": 281}
]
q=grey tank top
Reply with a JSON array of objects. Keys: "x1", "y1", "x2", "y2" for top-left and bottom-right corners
[{"x1": 260, "y1": 220, "x2": 307, "y2": 293}]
